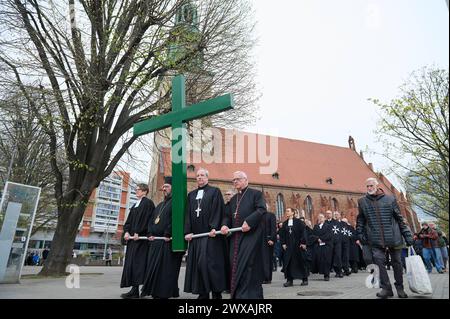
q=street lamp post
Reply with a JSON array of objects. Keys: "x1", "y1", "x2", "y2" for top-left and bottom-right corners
[{"x1": 102, "y1": 209, "x2": 111, "y2": 261}]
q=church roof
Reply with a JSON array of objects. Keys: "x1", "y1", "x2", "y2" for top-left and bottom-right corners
[{"x1": 159, "y1": 128, "x2": 403, "y2": 196}]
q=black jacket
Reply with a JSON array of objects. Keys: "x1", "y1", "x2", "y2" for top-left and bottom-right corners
[{"x1": 356, "y1": 189, "x2": 413, "y2": 248}]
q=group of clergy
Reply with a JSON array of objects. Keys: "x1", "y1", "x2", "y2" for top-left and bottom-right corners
[
  {"x1": 119, "y1": 168, "x2": 363, "y2": 299},
  {"x1": 120, "y1": 169, "x2": 266, "y2": 299},
  {"x1": 265, "y1": 207, "x2": 362, "y2": 287}
]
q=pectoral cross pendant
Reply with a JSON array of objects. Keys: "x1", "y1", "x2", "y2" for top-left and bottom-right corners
[{"x1": 195, "y1": 206, "x2": 202, "y2": 217}]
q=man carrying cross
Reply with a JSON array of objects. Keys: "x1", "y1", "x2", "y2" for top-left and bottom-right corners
[
  {"x1": 184, "y1": 168, "x2": 229, "y2": 299},
  {"x1": 220, "y1": 171, "x2": 267, "y2": 299},
  {"x1": 133, "y1": 75, "x2": 233, "y2": 252},
  {"x1": 141, "y1": 177, "x2": 184, "y2": 299}
]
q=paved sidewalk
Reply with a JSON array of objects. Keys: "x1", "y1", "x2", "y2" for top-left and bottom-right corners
[{"x1": 0, "y1": 266, "x2": 448, "y2": 299}]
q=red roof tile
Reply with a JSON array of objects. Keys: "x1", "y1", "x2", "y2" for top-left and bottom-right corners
[{"x1": 160, "y1": 128, "x2": 396, "y2": 195}]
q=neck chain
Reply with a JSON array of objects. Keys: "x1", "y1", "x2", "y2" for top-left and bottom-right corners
[
  {"x1": 233, "y1": 187, "x2": 248, "y2": 218},
  {"x1": 195, "y1": 188, "x2": 206, "y2": 218},
  {"x1": 154, "y1": 197, "x2": 171, "y2": 224}
]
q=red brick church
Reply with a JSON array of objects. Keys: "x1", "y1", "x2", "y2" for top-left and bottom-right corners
[{"x1": 148, "y1": 128, "x2": 420, "y2": 232}]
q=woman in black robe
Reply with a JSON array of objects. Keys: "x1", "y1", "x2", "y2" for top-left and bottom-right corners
[
  {"x1": 141, "y1": 178, "x2": 183, "y2": 299},
  {"x1": 304, "y1": 219, "x2": 314, "y2": 275},
  {"x1": 280, "y1": 207, "x2": 309, "y2": 287},
  {"x1": 262, "y1": 209, "x2": 277, "y2": 284},
  {"x1": 120, "y1": 183, "x2": 155, "y2": 298},
  {"x1": 310, "y1": 213, "x2": 333, "y2": 281}
]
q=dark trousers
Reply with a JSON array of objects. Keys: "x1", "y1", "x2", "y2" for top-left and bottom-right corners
[
  {"x1": 331, "y1": 241, "x2": 342, "y2": 273},
  {"x1": 341, "y1": 240, "x2": 350, "y2": 273},
  {"x1": 372, "y1": 247, "x2": 403, "y2": 291}
]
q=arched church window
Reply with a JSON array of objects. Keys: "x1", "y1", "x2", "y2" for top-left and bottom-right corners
[
  {"x1": 331, "y1": 198, "x2": 339, "y2": 212},
  {"x1": 276, "y1": 193, "x2": 285, "y2": 221},
  {"x1": 304, "y1": 195, "x2": 313, "y2": 221}
]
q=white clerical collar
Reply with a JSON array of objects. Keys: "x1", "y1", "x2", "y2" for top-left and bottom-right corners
[
  {"x1": 319, "y1": 223, "x2": 323, "y2": 229},
  {"x1": 288, "y1": 219, "x2": 293, "y2": 226},
  {"x1": 135, "y1": 198, "x2": 142, "y2": 208}
]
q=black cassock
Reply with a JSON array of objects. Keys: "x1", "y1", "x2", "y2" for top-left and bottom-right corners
[
  {"x1": 222, "y1": 187, "x2": 267, "y2": 299},
  {"x1": 304, "y1": 226, "x2": 314, "y2": 273},
  {"x1": 340, "y1": 221, "x2": 351, "y2": 273},
  {"x1": 310, "y1": 223, "x2": 333, "y2": 276},
  {"x1": 184, "y1": 184, "x2": 228, "y2": 295},
  {"x1": 141, "y1": 196, "x2": 183, "y2": 298},
  {"x1": 347, "y1": 225, "x2": 360, "y2": 272},
  {"x1": 325, "y1": 218, "x2": 343, "y2": 272},
  {"x1": 120, "y1": 196, "x2": 155, "y2": 288},
  {"x1": 262, "y1": 212, "x2": 277, "y2": 282},
  {"x1": 280, "y1": 218, "x2": 309, "y2": 280}
]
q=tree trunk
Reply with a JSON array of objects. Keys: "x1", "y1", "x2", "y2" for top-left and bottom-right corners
[{"x1": 39, "y1": 205, "x2": 85, "y2": 276}]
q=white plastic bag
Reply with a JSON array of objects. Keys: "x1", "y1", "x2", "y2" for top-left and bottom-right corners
[{"x1": 405, "y1": 247, "x2": 433, "y2": 294}]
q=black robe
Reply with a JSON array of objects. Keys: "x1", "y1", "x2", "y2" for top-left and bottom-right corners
[
  {"x1": 262, "y1": 212, "x2": 277, "y2": 282},
  {"x1": 184, "y1": 184, "x2": 228, "y2": 295},
  {"x1": 304, "y1": 226, "x2": 314, "y2": 272},
  {"x1": 222, "y1": 187, "x2": 267, "y2": 299},
  {"x1": 141, "y1": 196, "x2": 183, "y2": 298},
  {"x1": 325, "y1": 218, "x2": 342, "y2": 271},
  {"x1": 347, "y1": 225, "x2": 359, "y2": 262},
  {"x1": 310, "y1": 223, "x2": 333, "y2": 276},
  {"x1": 280, "y1": 218, "x2": 308, "y2": 280},
  {"x1": 340, "y1": 221, "x2": 351, "y2": 272},
  {"x1": 120, "y1": 196, "x2": 155, "y2": 287}
]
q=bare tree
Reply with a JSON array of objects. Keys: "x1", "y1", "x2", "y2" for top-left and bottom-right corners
[
  {"x1": 0, "y1": 0, "x2": 258, "y2": 275},
  {"x1": 370, "y1": 67, "x2": 449, "y2": 226},
  {"x1": 0, "y1": 89, "x2": 59, "y2": 236}
]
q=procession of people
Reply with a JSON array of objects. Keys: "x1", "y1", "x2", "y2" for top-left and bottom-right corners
[{"x1": 120, "y1": 173, "x2": 425, "y2": 299}]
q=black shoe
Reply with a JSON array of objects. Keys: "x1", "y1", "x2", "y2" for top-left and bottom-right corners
[
  {"x1": 344, "y1": 271, "x2": 351, "y2": 276},
  {"x1": 376, "y1": 289, "x2": 394, "y2": 299},
  {"x1": 283, "y1": 280, "x2": 293, "y2": 287},
  {"x1": 300, "y1": 280, "x2": 308, "y2": 286},
  {"x1": 212, "y1": 292, "x2": 222, "y2": 299},
  {"x1": 197, "y1": 294, "x2": 209, "y2": 299},
  {"x1": 324, "y1": 276, "x2": 330, "y2": 281},
  {"x1": 121, "y1": 287, "x2": 139, "y2": 299},
  {"x1": 396, "y1": 288, "x2": 408, "y2": 299},
  {"x1": 335, "y1": 273, "x2": 343, "y2": 278}
]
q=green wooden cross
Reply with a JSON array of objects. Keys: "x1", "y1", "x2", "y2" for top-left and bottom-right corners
[{"x1": 133, "y1": 75, "x2": 234, "y2": 251}]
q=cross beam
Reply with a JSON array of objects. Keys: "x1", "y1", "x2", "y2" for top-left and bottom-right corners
[{"x1": 133, "y1": 75, "x2": 233, "y2": 251}]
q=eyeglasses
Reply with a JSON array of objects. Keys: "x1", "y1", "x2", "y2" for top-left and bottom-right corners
[
  {"x1": 225, "y1": 193, "x2": 232, "y2": 196},
  {"x1": 232, "y1": 178, "x2": 244, "y2": 182}
]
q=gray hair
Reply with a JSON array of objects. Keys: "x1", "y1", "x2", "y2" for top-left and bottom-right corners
[
  {"x1": 366, "y1": 177, "x2": 379, "y2": 185},
  {"x1": 197, "y1": 168, "x2": 209, "y2": 177},
  {"x1": 233, "y1": 171, "x2": 248, "y2": 179}
]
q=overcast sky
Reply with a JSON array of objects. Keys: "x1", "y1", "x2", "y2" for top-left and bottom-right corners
[
  {"x1": 240, "y1": 0, "x2": 449, "y2": 188},
  {"x1": 127, "y1": 0, "x2": 449, "y2": 186}
]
